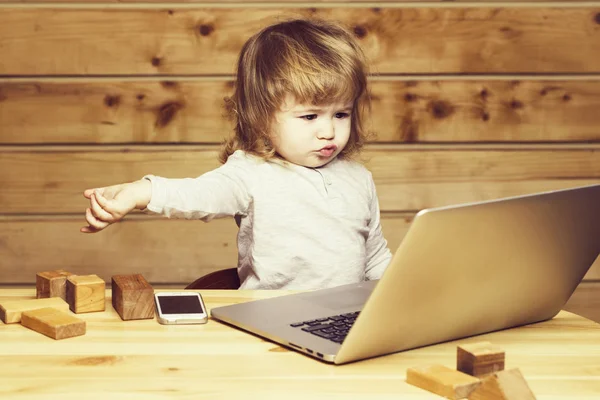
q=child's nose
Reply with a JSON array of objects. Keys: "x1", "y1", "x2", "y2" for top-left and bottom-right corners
[{"x1": 317, "y1": 121, "x2": 335, "y2": 140}]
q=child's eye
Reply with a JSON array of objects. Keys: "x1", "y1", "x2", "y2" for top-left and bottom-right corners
[
  {"x1": 301, "y1": 114, "x2": 318, "y2": 121},
  {"x1": 335, "y1": 112, "x2": 350, "y2": 119}
]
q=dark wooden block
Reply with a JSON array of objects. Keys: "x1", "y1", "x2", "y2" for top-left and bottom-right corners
[
  {"x1": 36, "y1": 269, "x2": 74, "y2": 300},
  {"x1": 111, "y1": 274, "x2": 154, "y2": 321},
  {"x1": 457, "y1": 341, "x2": 505, "y2": 378}
]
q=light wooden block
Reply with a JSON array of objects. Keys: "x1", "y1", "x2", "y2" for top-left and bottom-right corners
[
  {"x1": 457, "y1": 341, "x2": 506, "y2": 377},
  {"x1": 468, "y1": 368, "x2": 536, "y2": 400},
  {"x1": 0, "y1": 297, "x2": 70, "y2": 324},
  {"x1": 36, "y1": 269, "x2": 74, "y2": 300},
  {"x1": 111, "y1": 274, "x2": 155, "y2": 321},
  {"x1": 66, "y1": 274, "x2": 105, "y2": 314},
  {"x1": 406, "y1": 364, "x2": 481, "y2": 400},
  {"x1": 21, "y1": 307, "x2": 86, "y2": 340}
]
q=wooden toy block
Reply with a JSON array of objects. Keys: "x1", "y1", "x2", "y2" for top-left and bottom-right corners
[
  {"x1": 468, "y1": 368, "x2": 536, "y2": 400},
  {"x1": 111, "y1": 274, "x2": 155, "y2": 321},
  {"x1": 21, "y1": 307, "x2": 86, "y2": 340},
  {"x1": 36, "y1": 269, "x2": 74, "y2": 300},
  {"x1": 457, "y1": 341, "x2": 505, "y2": 377},
  {"x1": 0, "y1": 297, "x2": 70, "y2": 324},
  {"x1": 66, "y1": 274, "x2": 106, "y2": 313},
  {"x1": 406, "y1": 364, "x2": 481, "y2": 400}
]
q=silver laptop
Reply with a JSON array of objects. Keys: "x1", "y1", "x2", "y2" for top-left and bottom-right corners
[{"x1": 210, "y1": 184, "x2": 600, "y2": 364}]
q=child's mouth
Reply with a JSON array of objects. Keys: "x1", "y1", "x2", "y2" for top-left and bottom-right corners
[{"x1": 318, "y1": 145, "x2": 337, "y2": 157}]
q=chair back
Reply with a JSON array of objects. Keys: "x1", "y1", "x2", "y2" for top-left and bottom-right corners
[{"x1": 185, "y1": 268, "x2": 240, "y2": 289}]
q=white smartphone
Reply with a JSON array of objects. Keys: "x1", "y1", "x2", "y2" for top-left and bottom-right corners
[{"x1": 154, "y1": 291, "x2": 208, "y2": 325}]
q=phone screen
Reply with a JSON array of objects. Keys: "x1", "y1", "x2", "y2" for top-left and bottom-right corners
[{"x1": 158, "y1": 295, "x2": 204, "y2": 314}]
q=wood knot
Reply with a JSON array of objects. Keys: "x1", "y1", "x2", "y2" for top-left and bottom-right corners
[
  {"x1": 156, "y1": 102, "x2": 184, "y2": 128},
  {"x1": 482, "y1": 112, "x2": 490, "y2": 121},
  {"x1": 136, "y1": 94, "x2": 146, "y2": 101},
  {"x1": 69, "y1": 356, "x2": 121, "y2": 366},
  {"x1": 161, "y1": 81, "x2": 178, "y2": 89},
  {"x1": 372, "y1": 8, "x2": 381, "y2": 14},
  {"x1": 562, "y1": 94, "x2": 572, "y2": 101},
  {"x1": 428, "y1": 100, "x2": 455, "y2": 120},
  {"x1": 594, "y1": 12, "x2": 600, "y2": 24},
  {"x1": 510, "y1": 100, "x2": 523, "y2": 109},
  {"x1": 404, "y1": 93, "x2": 418, "y2": 102},
  {"x1": 539, "y1": 85, "x2": 561, "y2": 96},
  {"x1": 198, "y1": 24, "x2": 214, "y2": 36},
  {"x1": 104, "y1": 95, "x2": 121, "y2": 108},
  {"x1": 151, "y1": 57, "x2": 162, "y2": 67},
  {"x1": 308, "y1": 7, "x2": 317, "y2": 13},
  {"x1": 480, "y1": 89, "x2": 489, "y2": 99},
  {"x1": 353, "y1": 25, "x2": 367, "y2": 39},
  {"x1": 168, "y1": 10, "x2": 174, "y2": 15}
]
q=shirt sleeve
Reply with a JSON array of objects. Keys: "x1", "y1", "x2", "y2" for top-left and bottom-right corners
[
  {"x1": 364, "y1": 172, "x2": 393, "y2": 280},
  {"x1": 143, "y1": 151, "x2": 253, "y2": 221}
]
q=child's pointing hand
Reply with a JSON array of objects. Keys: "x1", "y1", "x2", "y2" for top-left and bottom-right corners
[{"x1": 81, "y1": 180, "x2": 151, "y2": 233}]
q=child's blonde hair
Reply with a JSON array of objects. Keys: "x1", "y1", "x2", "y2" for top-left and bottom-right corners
[{"x1": 220, "y1": 18, "x2": 371, "y2": 163}]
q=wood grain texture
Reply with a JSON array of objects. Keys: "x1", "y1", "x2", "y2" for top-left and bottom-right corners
[
  {"x1": 457, "y1": 341, "x2": 505, "y2": 378},
  {"x1": 36, "y1": 269, "x2": 74, "y2": 300},
  {"x1": 406, "y1": 364, "x2": 481, "y2": 399},
  {"x1": 0, "y1": 214, "x2": 598, "y2": 285},
  {"x1": 66, "y1": 275, "x2": 106, "y2": 313},
  {"x1": 111, "y1": 274, "x2": 155, "y2": 320},
  {"x1": 468, "y1": 368, "x2": 536, "y2": 400},
  {"x1": 0, "y1": 7, "x2": 599, "y2": 74},
  {"x1": 0, "y1": 288, "x2": 599, "y2": 399},
  {"x1": 1, "y1": 79, "x2": 600, "y2": 144},
  {"x1": 21, "y1": 307, "x2": 86, "y2": 340},
  {"x1": 0, "y1": 297, "x2": 70, "y2": 324},
  {"x1": 1, "y1": 145, "x2": 598, "y2": 213}
]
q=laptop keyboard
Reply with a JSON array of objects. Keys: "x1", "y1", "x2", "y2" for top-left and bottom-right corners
[{"x1": 289, "y1": 311, "x2": 360, "y2": 344}]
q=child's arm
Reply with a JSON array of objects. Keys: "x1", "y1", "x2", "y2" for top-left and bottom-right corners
[
  {"x1": 143, "y1": 155, "x2": 252, "y2": 221},
  {"x1": 81, "y1": 152, "x2": 253, "y2": 233},
  {"x1": 364, "y1": 174, "x2": 393, "y2": 280}
]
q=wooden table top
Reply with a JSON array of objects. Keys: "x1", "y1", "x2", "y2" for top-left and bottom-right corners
[{"x1": 1, "y1": 288, "x2": 599, "y2": 399}]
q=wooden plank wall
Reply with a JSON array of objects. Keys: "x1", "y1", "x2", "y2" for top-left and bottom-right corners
[{"x1": 1, "y1": 2, "x2": 599, "y2": 286}]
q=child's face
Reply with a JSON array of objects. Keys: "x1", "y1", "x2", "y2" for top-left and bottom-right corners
[{"x1": 271, "y1": 95, "x2": 353, "y2": 168}]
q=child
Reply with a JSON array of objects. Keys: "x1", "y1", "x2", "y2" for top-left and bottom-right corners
[{"x1": 81, "y1": 18, "x2": 392, "y2": 290}]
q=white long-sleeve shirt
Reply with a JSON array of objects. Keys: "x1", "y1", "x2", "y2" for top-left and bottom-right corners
[{"x1": 144, "y1": 150, "x2": 392, "y2": 290}]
